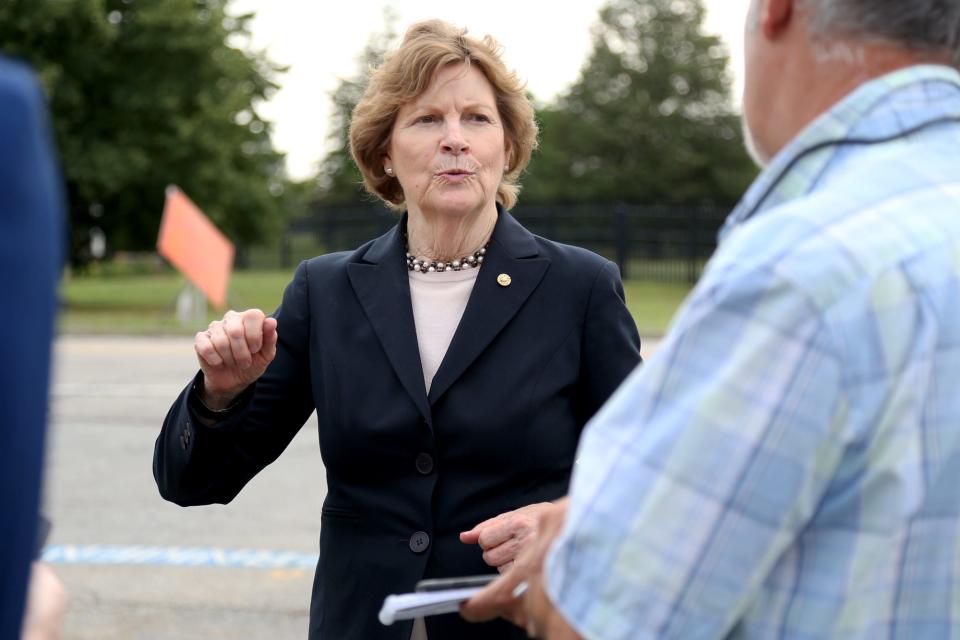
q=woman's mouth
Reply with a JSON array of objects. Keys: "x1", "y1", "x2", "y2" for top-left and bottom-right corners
[{"x1": 436, "y1": 169, "x2": 475, "y2": 183}]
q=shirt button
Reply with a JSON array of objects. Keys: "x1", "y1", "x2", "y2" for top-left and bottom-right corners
[
  {"x1": 409, "y1": 531, "x2": 430, "y2": 553},
  {"x1": 415, "y1": 453, "x2": 434, "y2": 475}
]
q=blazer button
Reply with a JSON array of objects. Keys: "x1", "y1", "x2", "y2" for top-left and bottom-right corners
[
  {"x1": 415, "y1": 453, "x2": 434, "y2": 475},
  {"x1": 409, "y1": 531, "x2": 430, "y2": 553}
]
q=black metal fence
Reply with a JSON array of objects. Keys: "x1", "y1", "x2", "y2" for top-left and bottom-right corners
[{"x1": 277, "y1": 202, "x2": 732, "y2": 283}]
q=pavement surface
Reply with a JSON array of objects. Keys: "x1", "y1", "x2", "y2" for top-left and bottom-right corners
[{"x1": 43, "y1": 334, "x2": 659, "y2": 639}]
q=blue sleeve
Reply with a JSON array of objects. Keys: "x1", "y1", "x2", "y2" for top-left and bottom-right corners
[{"x1": 0, "y1": 56, "x2": 65, "y2": 640}]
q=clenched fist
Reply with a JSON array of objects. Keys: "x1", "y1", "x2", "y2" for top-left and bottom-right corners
[{"x1": 194, "y1": 309, "x2": 278, "y2": 409}]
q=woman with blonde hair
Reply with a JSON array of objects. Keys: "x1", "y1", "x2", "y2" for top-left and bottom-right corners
[{"x1": 155, "y1": 19, "x2": 641, "y2": 640}]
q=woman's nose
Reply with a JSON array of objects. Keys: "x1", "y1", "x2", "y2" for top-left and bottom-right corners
[{"x1": 442, "y1": 120, "x2": 469, "y2": 154}]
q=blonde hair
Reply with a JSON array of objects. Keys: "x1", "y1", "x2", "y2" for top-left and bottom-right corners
[{"x1": 349, "y1": 19, "x2": 539, "y2": 210}]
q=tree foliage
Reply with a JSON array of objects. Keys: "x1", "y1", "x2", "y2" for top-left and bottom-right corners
[
  {"x1": 316, "y1": 11, "x2": 398, "y2": 205},
  {"x1": 523, "y1": 0, "x2": 757, "y2": 206},
  {"x1": 316, "y1": 0, "x2": 756, "y2": 212},
  {"x1": 0, "y1": 0, "x2": 288, "y2": 266}
]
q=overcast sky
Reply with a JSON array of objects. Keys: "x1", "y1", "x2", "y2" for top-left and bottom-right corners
[{"x1": 230, "y1": 0, "x2": 753, "y2": 180}]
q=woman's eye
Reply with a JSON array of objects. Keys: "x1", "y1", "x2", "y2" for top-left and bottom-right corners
[
  {"x1": 417, "y1": 115, "x2": 436, "y2": 124},
  {"x1": 468, "y1": 113, "x2": 491, "y2": 123}
]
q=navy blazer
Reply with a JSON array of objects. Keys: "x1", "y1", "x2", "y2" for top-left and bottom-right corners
[
  {"x1": 155, "y1": 208, "x2": 641, "y2": 639},
  {"x1": 0, "y1": 57, "x2": 63, "y2": 640}
]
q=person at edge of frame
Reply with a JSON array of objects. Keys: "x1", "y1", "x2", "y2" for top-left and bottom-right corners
[{"x1": 463, "y1": 0, "x2": 960, "y2": 638}]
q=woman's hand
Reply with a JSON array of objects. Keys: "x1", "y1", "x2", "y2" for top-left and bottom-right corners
[
  {"x1": 194, "y1": 309, "x2": 278, "y2": 409},
  {"x1": 459, "y1": 502, "x2": 556, "y2": 572},
  {"x1": 460, "y1": 499, "x2": 579, "y2": 638}
]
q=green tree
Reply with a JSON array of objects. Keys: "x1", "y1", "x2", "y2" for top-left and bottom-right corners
[
  {"x1": 523, "y1": 0, "x2": 757, "y2": 206},
  {"x1": 0, "y1": 0, "x2": 288, "y2": 267},
  {"x1": 316, "y1": 10, "x2": 398, "y2": 205}
]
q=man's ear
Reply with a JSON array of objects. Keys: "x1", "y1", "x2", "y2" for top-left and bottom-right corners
[{"x1": 760, "y1": 0, "x2": 794, "y2": 40}]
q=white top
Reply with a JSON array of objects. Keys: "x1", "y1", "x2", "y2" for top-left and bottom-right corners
[{"x1": 408, "y1": 267, "x2": 479, "y2": 393}]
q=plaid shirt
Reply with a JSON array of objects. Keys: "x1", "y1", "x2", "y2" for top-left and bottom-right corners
[{"x1": 545, "y1": 65, "x2": 960, "y2": 639}]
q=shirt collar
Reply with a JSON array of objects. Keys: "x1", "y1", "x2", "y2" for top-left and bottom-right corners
[{"x1": 719, "y1": 64, "x2": 960, "y2": 242}]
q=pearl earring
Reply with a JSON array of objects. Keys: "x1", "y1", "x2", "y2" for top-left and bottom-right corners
[
  {"x1": 503, "y1": 164, "x2": 509, "y2": 172},
  {"x1": 385, "y1": 167, "x2": 393, "y2": 176}
]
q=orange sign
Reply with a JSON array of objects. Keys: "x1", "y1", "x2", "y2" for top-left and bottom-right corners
[{"x1": 157, "y1": 186, "x2": 234, "y2": 308}]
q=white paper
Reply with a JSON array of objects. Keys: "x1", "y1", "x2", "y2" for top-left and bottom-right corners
[{"x1": 378, "y1": 586, "x2": 485, "y2": 625}]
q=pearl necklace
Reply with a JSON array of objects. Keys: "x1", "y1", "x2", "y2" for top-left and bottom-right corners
[{"x1": 406, "y1": 244, "x2": 487, "y2": 273}]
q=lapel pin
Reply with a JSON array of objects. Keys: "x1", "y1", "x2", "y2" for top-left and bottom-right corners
[{"x1": 497, "y1": 273, "x2": 512, "y2": 287}]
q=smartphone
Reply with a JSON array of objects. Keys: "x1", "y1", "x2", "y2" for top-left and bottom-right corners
[{"x1": 414, "y1": 574, "x2": 498, "y2": 592}]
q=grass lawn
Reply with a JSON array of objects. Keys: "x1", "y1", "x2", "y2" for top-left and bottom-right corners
[
  {"x1": 60, "y1": 269, "x2": 691, "y2": 337},
  {"x1": 623, "y1": 280, "x2": 690, "y2": 336}
]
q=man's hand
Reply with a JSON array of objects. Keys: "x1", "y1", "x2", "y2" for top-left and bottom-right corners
[
  {"x1": 461, "y1": 499, "x2": 581, "y2": 638},
  {"x1": 194, "y1": 309, "x2": 278, "y2": 409},
  {"x1": 21, "y1": 562, "x2": 67, "y2": 640},
  {"x1": 460, "y1": 502, "x2": 554, "y2": 572}
]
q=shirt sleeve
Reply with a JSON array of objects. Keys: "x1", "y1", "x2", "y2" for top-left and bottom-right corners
[{"x1": 545, "y1": 264, "x2": 848, "y2": 639}]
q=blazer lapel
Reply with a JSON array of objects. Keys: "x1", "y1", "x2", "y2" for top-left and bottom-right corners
[
  {"x1": 347, "y1": 218, "x2": 432, "y2": 422},
  {"x1": 428, "y1": 209, "x2": 549, "y2": 404}
]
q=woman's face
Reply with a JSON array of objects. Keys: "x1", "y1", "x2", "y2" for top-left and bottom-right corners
[{"x1": 386, "y1": 63, "x2": 509, "y2": 219}]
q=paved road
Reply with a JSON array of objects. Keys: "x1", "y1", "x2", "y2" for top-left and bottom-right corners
[
  {"x1": 43, "y1": 335, "x2": 659, "y2": 639},
  {"x1": 46, "y1": 336, "x2": 322, "y2": 639}
]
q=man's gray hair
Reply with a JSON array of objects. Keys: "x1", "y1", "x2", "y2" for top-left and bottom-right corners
[{"x1": 799, "y1": 0, "x2": 960, "y2": 64}]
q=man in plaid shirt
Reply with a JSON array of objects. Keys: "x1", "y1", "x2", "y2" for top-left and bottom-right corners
[{"x1": 464, "y1": 0, "x2": 960, "y2": 637}]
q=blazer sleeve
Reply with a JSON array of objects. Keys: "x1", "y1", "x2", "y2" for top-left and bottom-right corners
[
  {"x1": 580, "y1": 260, "x2": 642, "y2": 415},
  {"x1": 153, "y1": 261, "x2": 317, "y2": 506}
]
